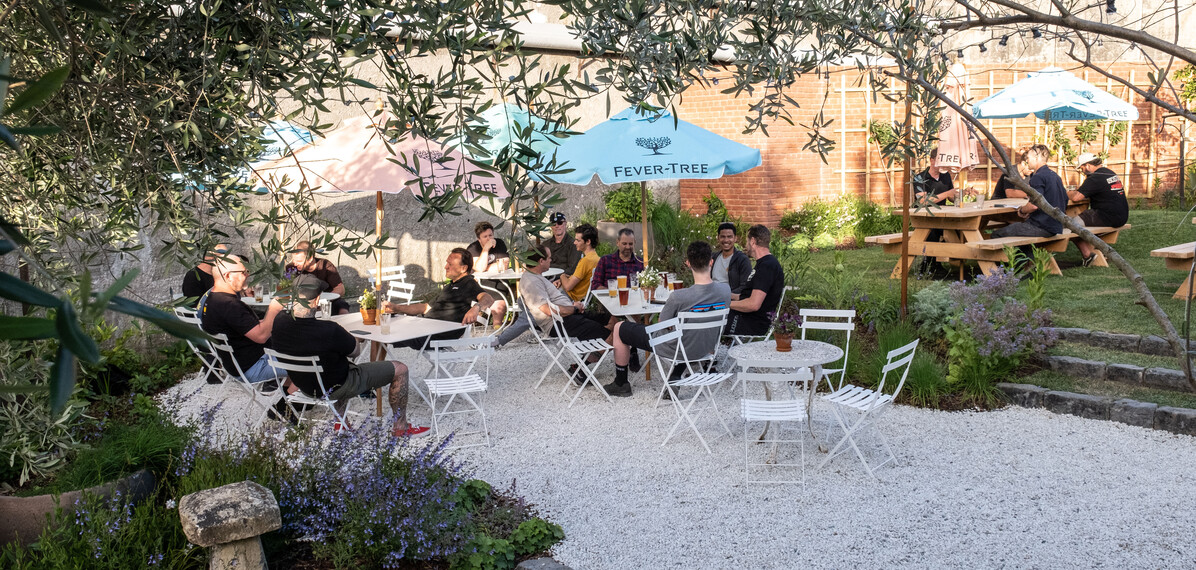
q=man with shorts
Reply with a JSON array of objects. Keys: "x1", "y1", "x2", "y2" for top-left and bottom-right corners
[
  {"x1": 1069, "y1": 152, "x2": 1128, "y2": 267},
  {"x1": 286, "y1": 240, "x2": 351, "y2": 315},
  {"x1": 198, "y1": 255, "x2": 285, "y2": 383},
  {"x1": 270, "y1": 275, "x2": 428, "y2": 436},
  {"x1": 603, "y1": 241, "x2": 731, "y2": 397},
  {"x1": 711, "y1": 222, "x2": 751, "y2": 296},
  {"x1": 726, "y1": 225, "x2": 784, "y2": 337},
  {"x1": 992, "y1": 144, "x2": 1068, "y2": 239},
  {"x1": 520, "y1": 244, "x2": 611, "y2": 381}
]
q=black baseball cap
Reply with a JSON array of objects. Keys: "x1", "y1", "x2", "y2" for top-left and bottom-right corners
[
  {"x1": 550, "y1": 212, "x2": 567, "y2": 224},
  {"x1": 292, "y1": 274, "x2": 328, "y2": 300}
]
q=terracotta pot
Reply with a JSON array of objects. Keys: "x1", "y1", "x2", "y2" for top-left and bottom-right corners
[
  {"x1": 774, "y1": 333, "x2": 793, "y2": 352},
  {"x1": 361, "y1": 308, "x2": 378, "y2": 325}
]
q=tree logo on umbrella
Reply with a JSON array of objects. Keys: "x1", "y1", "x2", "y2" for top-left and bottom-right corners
[
  {"x1": 414, "y1": 149, "x2": 452, "y2": 170},
  {"x1": 1077, "y1": 90, "x2": 1095, "y2": 101},
  {"x1": 636, "y1": 136, "x2": 672, "y2": 155}
]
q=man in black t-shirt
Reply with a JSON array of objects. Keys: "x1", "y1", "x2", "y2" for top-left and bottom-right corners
[
  {"x1": 912, "y1": 148, "x2": 956, "y2": 205},
  {"x1": 271, "y1": 275, "x2": 429, "y2": 436},
  {"x1": 198, "y1": 255, "x2": 285, "y2": 383},
  {"x1": 1069, "y1": 152, "x2": 1129, "y2": 267},
  {"x1": 726, "y1": 225, "x2": 785, "y2": 336},
  {"x1": 384, "y1": 248, "x2": 501, "y2": 349},
  {"x1": 286, "y1": 240, "x2": 351, "y2": 314},
  {"x1": 465, "y1": 221, "x2": 510, "y2": 273}
]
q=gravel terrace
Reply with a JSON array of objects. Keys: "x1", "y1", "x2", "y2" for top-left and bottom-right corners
[{"x1": 166, "y1": 341, "x2": 1196, "y2": 569}]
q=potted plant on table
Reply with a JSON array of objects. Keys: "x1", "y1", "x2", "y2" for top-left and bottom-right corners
[
  {"x1": 769, "y1": 301, "x2": 803, "y2": 353},
  {"x1": 276, "y1": 266, "x2": 300, "y2": 297},
  {"x1": 359, "y1": 287, "x2": 379, "y2": 325},
  {"x1": 637, "y1": 266, "x2": 663, "y2": 301}
]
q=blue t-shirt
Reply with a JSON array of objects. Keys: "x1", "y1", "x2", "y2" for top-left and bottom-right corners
[{"x1": 1026, "y1": 166, "x2": 1068, "y2": 235}]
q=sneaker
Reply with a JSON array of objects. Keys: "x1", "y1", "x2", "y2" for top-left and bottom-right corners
[
  {"x1": 332, "y1": 422, "x2": 352, "y2": 432},
  {"x1": 603, "y1": 381, "x2": 633, "y2": 397},
  {"x1": 268, "y1": 400, "x2": 300, "y2": 425},
  {"x1": 661, "y1": 386, "x2": 674, "y2": 401},
  {"x1": 628, "y1": 351, "x2": 642, "y2": 373},
  {"x1": 394, "y1": 426, "x2": 431, "y2": 437},
  {"x1": 1081, "y1": 253, "x2": 1097, "y2": 267}
]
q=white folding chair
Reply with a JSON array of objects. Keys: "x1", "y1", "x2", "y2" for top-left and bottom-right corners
[
  {"x1": 370, "y1": 265, "x2": 409, "y2": 286},
  {"x1": 819, "y1": 339, "x2": 919, "y2": 479},
  {"x1": 545, "y1": 303, "x2": 613, "y2": 407},
  {"x1": 425, "y1": 338, "x2": 494, "y2": 448},
  {"x1": 648, "y1": 316, "x2": 734, "y2": 453},
  {"x1": 173, "y1": 307, "x2": 226, "y2": 390},
  {"x1": 721, "y1": 326, "x2": 773, "y2": 392},
  {"x1": 264, "y1": 348, "x2": 364, "y2": 429},
  {"x1": 386, "y1": 281, "x2": 417, "y2": 305},
  {"x1": 473, "y1": 284, "x2": 514, "y2": 338},
  {"x1": 208, "y1": 335, "x2": 286, "y2": 432},
  {"x1": 799, "y1": 308, "x2": 855, "y2": 392},
  {"x1": 740, "y1": 371, "x2": 808, "y2": 484},
  {"x1": 677, "y1": 308, "x2": 730, "y2": 374}
]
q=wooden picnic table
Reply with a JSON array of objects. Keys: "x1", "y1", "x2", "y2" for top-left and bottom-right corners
[
  {"x1": 868, "y1": 199, "x2": 1098, "y2": 279},
  {"x1": 1150, "y1": 241, "x2": 1196, "y2": 299}
]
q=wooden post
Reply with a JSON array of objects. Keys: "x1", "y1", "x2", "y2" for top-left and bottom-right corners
[
  {"x1": 1125, "y1": 71, "x2": 1135, "y2": 196},
  {"x1": 375, "y1": 190, "x2": 383, "y2": 291},
  {"x1": 900, "y1": 80, "x2": 913, "y2": 318}
]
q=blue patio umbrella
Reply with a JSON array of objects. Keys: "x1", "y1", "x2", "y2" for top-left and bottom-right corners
[
  {"x1": 972, "y1": 67, "x2": 1139, "y2": 122},
  {"x1": 545, "y1": 106, "x2": 762, "y2": 185},
  {"x1": 543, "y1": 107, "x2": 762, "y2": 258},
  {"x1": 454, "y1": 103, "x2": 563, "y2": 168}
]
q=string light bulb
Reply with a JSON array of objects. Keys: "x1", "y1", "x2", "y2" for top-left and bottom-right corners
[
  {"x1": 1106, "y1": 0, "x2": 1116, "y2": 13},
  {"x1": 979, "y1": 43, "x2": 988, "y2": 52},
  {"x1": 999, "y1": 35, "x2": 1008, "y2": 46},
  {"x1": 1032, "y1": 28, "x2": 1042, "y2": 39}
]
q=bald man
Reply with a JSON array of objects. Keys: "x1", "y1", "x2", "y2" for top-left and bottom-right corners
[
  {"x1": 181, "y1": 243, "x2": 231, "y2": 306},
  {"x1": 198, "y1": 255, "x2": 285, "y2": 383}
]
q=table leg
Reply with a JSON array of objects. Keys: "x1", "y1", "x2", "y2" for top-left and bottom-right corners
[{"x1": 807, "y1": 365, "x2": 827, "y2": 453}]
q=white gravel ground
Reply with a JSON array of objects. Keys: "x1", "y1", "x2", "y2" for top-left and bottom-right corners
[{"x1": 166, "y1": 341, "x2": 1196, "y2": 569}]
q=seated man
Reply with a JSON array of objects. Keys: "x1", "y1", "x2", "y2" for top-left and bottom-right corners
[
  {"x1": 603, "y1": 241, "x2": 731, "y2": 397},
  {"x1": 384, "y1": 248, "x2": 503, "y2": 349},
  {"x1": 993, "y1": 144, "x2": 1068, "y2": 239},
  {"x1": 182, "y1": 244, "x2": 242, "y2": 306},
  {"x1": 198, "y1": 255, "x2": 285, "y2": 383},
  {"x1": 912, "y1": 147, "x2": 956, "y2": 206},
  {"x1": 272, "y1": 275, "x2": 428, "y2": 436},
  {"x1": 521, "y1": 244, "x2": 611, "y2": 380},
  {"x1": 1069, "y1": 152, "x2": 1128, "y2": 267},
  {"x1": 559, "y1": 223, "x2": 600, "y2": 302},
  {"x1": 287, "y1": 240, "x2": 351, "y2": 314},
  {"x1": 545, "y1": 211, "x2": 581, "y2": 281},
  {"x1": 466, "y1": 221, "x2": 510, "y2": 273},
  {"x1": 711, "y1": 222, "x2": 751, "y2": 296},
  {"x1": 726, "y1": 225, "x2": 784, "y2": 337},
  {"x1": 589, "y1": 228, "x2": 644, "y2": 292}
]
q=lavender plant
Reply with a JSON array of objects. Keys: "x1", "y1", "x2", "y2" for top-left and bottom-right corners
[{"x1": 944, "y1": 268, "x2": 1058, "y2": 407}]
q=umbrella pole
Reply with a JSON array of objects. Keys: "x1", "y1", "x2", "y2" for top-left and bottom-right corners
[
  {"x1": 376, "y1": 190, "x2": 383, "y2": 291},
  {"x1": 641, "y1": 184, "x2": 651, "y2": 262}
]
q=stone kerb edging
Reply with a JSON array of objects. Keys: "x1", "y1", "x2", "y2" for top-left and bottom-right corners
[
  {"x1": 1050, "y1": 327, "x2": 1182, "y2": 357},
  {"x1": 999, "y1": 383, "x2": 1196, "y2": 436}
]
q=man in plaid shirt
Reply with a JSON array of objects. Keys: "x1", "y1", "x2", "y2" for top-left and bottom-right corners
[{"x1": 589, "y1": 228, "x2": 645, "y2": 291}]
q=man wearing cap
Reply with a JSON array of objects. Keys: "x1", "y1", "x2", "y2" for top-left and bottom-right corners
[
  {"x1": 287, "y1": 240, "x2": 350, "y2": 314},
  {"x1": 993, "y1": 144, "x2": 1068, "y2": 239},
  {"x1": 384, "y1": 247, "x2": 503, "y2": 349},
  {"x1": 198, "y1": 255, "x2": 285, "y2": 383},
  {"x1": 545, "y1": 212, "x2": 581, "y2": 278},
  {"x1": 1069, "y1": 152, "x2": 1128, "y2": 267},
  {"x1": 271, "y1": 274, "x2": 429, "y2": 436},
  {"x1": 181, "y1": 243, "x2": 238, "y2": 306}
]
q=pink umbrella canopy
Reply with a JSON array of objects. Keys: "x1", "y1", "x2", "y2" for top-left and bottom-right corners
[
  {"x1": 934, "y1": 63, "x2": 980, "y2": 174},
  {"x1": 251, "y1": 114, "x2": 508, "y2": 199}
]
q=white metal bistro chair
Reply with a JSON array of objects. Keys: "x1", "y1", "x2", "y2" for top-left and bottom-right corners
[
  {"x1": 818, "y1": 339, "x2": 919, "y2": 479},
  {"x1": 540, "y1": 302, "x2": 613, "y2": 407},
  {"x1": 369, "y1": 265, "x2": 410, "y2": 286},
  {"x1": 474, "y1": 284, "x2": 514, "y2": 339},
  {"x1": 263, "y1": 348, "x2": 365, "y2": 429},
  {"x1": 208, "y1": 334, "x2": 287, "y2": 432},
  {"x1": 386, "y1": 281, "x2": 417, "y2": 305},
  {"x1": 424, "y1": 337, "x2": 494, "y2": 448},
  {"x1": 739, "y1": 371, "x2": 808, "y2": 485},
  {"x1": 721, "y1": 326, "x2": 773, "y2": 392},
  {"x1": 173, "y1": 307, "x2": 227, "y2": 394},
  {"x1": 798, "y1": 308, "x2": 855, "y2": 392},
  {"x1": 648, "y1": 315, "x2": 734, "y2": 453}
]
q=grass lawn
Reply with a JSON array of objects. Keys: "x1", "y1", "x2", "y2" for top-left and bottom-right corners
[{"x1": 810, "y1": 209, "x2": 1196, "y2": 338}]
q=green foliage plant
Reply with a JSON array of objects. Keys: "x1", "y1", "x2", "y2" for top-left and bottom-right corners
[
  {"x1": 603, "y1": 183, "x2": 652, "y2": 223},
  {"x1": 910, "y1": 281, "x2": 954, "y2": 338},
  {"x1": 857, "y1": 320, "x2": 949, "y2": 408},
  {"x1": 779, "y1": 195, "x2": 900, "y2": 250},
  {"x1": 795, "y1": 250, "x2": 862, "y2": 310},
  {"x1": 1002, "y1": 245, "x2": 1051, "y2": 310}
]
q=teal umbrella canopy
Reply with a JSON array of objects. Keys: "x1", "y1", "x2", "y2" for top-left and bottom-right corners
[
  {"x1": 972, "y1": 67, "x2": 1139, "y2": 122},
  {"x1": 542, "y1": 107, "x2": 762, "y2": 185},
  {"x1": 455, "y1": 103, "x2": 563, "y2": 168}
]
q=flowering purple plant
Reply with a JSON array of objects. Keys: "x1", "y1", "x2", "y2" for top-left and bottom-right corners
[
  {"x1": 768, "y1": 302, "x2": 803, "y2": 336},
  {"x1": 278, "y1": 266, "x2": 300, "y2": 291}
]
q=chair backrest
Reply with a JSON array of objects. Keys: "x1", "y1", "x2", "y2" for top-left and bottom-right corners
[
  {"x1": 876, "y1": 339, "x2": 920, "y2": 401},
  {"x1": 737, "y1": 371, "x2": 803, "y2": 398},
  {"x1": 428, "y1": 337, "x2": 493, "y2": 381},
  {"x1": 474, "y1": 284, "x2": 512, "y2": 335},
  {"x1": 645, "y1": 318, "x2": 687, "y2": 378},
  {"x1": 173, "y1": 307, "x2": 222, "y2": 375},
  {"x1": 386, "y1": 281, "x2": 416, "y2": 304},
  {"x1": 799, "y1": 308, "x2": 856, "y2": 389},
  {"x1": 263, "y1": 348, "x2": 330, "y2": 396},
  {"x1": 208, "y1": 333, "x2": 252, "y2": 384},
  {"x1": 369, "y1": 265, "x2": 409, "y2": 285},
  {"x1": 677, "y1": 308, "x2": 730, "y2": 363}
]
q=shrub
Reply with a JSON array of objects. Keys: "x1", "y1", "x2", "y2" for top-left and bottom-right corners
[
  {"x1": 944, "y1": 269, "x2": 1057, "y2": 408},
  {"x1": 603, "y1": 182, "x2": 652, "y2": 223},
  {"x1": 911, "y1": 281, "x2": 953, "y2": 338},
  {"x1": 779, "y1": 194, "x2": 900, "y2": 249},
  {"x1": 856, "y1": 320, "x2": 949, "y2": 408}
]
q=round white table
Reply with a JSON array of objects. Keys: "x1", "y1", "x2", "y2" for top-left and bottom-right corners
[
  {"x1": 728, "y1": 339, "x2": 844, "y2": 453},
  {"x1": 241, "y1": 291, "x2": 340, "y2": 308},
  {"x1": 473, "y1": 268, "x2": 563, "y2": 307}
]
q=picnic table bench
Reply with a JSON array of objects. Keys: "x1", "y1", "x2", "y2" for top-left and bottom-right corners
[
  {"x1": 865, "y1": 199, "x2": 1127, "y2": 278},
  {"x1": 1151, "y1": 241, "x2": 1196, "y2": 299}
]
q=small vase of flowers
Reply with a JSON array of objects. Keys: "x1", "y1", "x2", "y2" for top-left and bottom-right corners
[
  {"x1": 637, "y1": 266, "x2": 663, "y2": 301},
  {"x1": 769, "y1": 301, "x2": 803, "y2": 352},
  {"x1": 359, "y1": 287, "x2": 378, "y2": 325}
]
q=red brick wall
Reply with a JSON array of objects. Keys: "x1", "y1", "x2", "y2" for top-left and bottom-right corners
[{"x1": 678, "y1": 63, "x2": 1186, "y2": 226}]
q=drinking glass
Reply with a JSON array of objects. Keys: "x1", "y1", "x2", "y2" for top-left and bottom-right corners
[
  {"x1": 618, "y1": 288, "x2": 629, "y2": 306},
  {"x1": 617, "y1": 275, "x2": 628, "y2": 289},
  {"x1": 379, "y1": 313, "x2": 391, "y2": 334},
  {"x1": 608, "y1": 279, "x2": 618, "y2": 297},
  {"x1": 630, "y1": 274, "x2": 638, "y2": 289}
]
